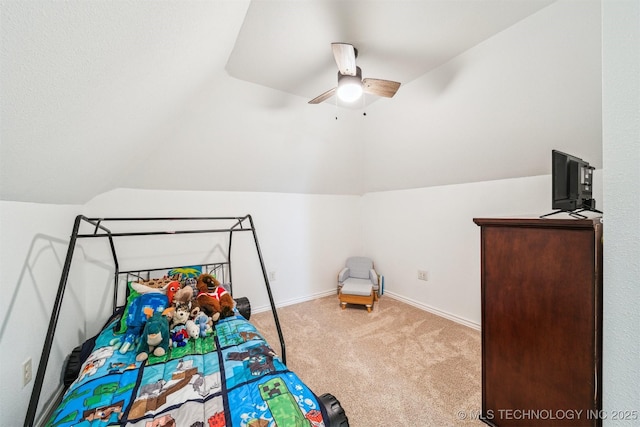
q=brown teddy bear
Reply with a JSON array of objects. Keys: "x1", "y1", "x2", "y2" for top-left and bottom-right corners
[{"x1": 195, "y1": 273, "x2": 235, "y2": 320}]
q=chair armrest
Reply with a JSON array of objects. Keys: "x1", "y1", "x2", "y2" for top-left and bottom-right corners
[
  {"x1": 369, "y1": 269, "x2": 379, "y2": 286},
  {"x1": 338, "y1": 267, "x2": 350, "y2": 283}
]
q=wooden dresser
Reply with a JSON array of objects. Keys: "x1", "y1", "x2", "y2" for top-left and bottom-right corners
[{"x1": 473, "y1": 218, "x2": 603, "y2": 427}]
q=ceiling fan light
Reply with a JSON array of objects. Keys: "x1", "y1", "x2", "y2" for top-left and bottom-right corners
[
  {"x1": 336, "y1": 66, "x2": 363, "y2": 103},
  {"x1": 337, "y1": 79, "x2": 363, "y2": 103}
]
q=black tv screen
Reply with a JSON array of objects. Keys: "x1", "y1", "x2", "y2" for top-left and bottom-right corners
[{"x1": 551, "y1": 149, "x2": 595, "y2": 211}]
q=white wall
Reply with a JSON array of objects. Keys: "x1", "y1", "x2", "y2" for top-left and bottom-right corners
[
  {"x1": 602, "y1": 0, "x2": 640, "y2": 424},
  {"x1": 82, "y1": 189, "x2": 363, "y2": 318},
  {"x1": 0, "y1": 201, "x2": 82, "y2": 425},
  {"x1": 362, "y1": 171, "x2": 604, "y2": 328}
]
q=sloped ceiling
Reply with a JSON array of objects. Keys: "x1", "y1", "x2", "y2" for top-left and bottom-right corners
[
  {"x1": 0, "y1": 0, "x2": 601, "y2": 205},
  {"x1": 226, "y1": 0, "x2": 555, "y2": 105}
]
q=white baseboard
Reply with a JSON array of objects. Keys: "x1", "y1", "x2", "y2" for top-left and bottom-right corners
[
  {"x1": 250, "y1": 288, "x2": 481, "y2": 331},
  {"x1": 252, "y1": 289, "x2": 337, "y2": 314},
  {"x1": 384, "y1": 291, "x2": 481, "y2": 331}
]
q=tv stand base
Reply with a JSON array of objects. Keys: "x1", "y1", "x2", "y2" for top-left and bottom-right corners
[{"x1": 540, "y1": 207, "x2": 603, "y2": 219}]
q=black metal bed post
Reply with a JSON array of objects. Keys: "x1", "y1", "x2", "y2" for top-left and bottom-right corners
[
  {"x1": 108, "y1": 232, "x2": 119, "y2": 312},
  {"x1": 246, "y1": 215, "x2": 286, "y2": 365},
  {"x1": 24, "y1": 215, "x2": 82, "y2": 427},
  {"x1": 227, "y1": 215, "x2": 249, "y2": 296},
  {"x1": 228, "y1": 230, "x2": 234, "y2": 295},
  {"x1": 87, "y1": 218, "x2": 120, "y2": 313}
]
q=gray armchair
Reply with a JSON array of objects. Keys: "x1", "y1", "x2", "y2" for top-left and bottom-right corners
[{"x1": 338, "y1": 256, "x2": 379, "y2": 295}]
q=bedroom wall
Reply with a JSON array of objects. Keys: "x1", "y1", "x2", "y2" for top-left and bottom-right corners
[
  {"x1": 0, "y1": 201, "x2": 82, "y2": 425},
  {"x1": 602, "y1": 0, "x2": 640, "y2": 422},
  {"x1": 361, "y1": 171, "x2": 604, "y2": 329},
  {"x1": 81, "y1": 189, "x2": 363, "y2": 333}
]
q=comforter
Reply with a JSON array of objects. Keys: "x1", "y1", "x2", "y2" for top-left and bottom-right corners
[{"x1": 46, "y1": 296, "x2": 327, "y2": 427}]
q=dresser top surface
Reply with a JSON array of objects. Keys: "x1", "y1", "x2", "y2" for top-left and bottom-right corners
[{"x1": 473, "y1": 217, "x2": 603, "y2": 229}]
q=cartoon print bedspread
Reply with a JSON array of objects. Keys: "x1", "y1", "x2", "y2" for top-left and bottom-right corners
[{"x1": 47, "y1": 312, "x2": 326, "y2": 426}]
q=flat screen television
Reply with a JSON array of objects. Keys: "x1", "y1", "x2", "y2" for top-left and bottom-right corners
[{"x1": 543, "y1": 149, "x2": 600, "y2": 218}]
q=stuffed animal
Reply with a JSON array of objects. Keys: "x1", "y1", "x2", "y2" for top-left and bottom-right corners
[
  {"x1": 136, "y1": 308, "x2": 170, "y2": 362},
  {"x1": 165, "y1": 281, "x2": 182, "y2": 305},
  {"x1": 172, "y1": 286, "x2": 194, "y2": 306},
  {"x1": 185, "y1": 319, "x2": 200, "y2": 340},
  {"x1": 163, "y1": 278, "x2": 194, "y2": 307},
  {"x1": 193, "y1": 311, "x2": 213, "y2": 337},
  {"x1": 196, "y1": 273, "x2": 235, "y2": 319},
  {"x1": 166, "y1": 301, "x2": 191, "y2": 348},
  {"x1": 112, "y1": 293, "x2": 168, "y2": 354},
  {"x1": 169, "y1": 301, "x2": 192, "y2": 329},
  {"x1": 171, "y1": 324, "x2": 189, "y2": 347},
  {"x1": 184, "y1": 277, "x2": 199, "y2": 299}
]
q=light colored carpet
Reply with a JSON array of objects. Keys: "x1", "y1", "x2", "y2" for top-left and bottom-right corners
[{"x1": 251, "y1": 294, "x2": 485, "y2": 426}]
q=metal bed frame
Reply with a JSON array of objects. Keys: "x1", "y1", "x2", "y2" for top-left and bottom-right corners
[{"x1": 24, "y1": 215, "x2": 285, "y2": 427}]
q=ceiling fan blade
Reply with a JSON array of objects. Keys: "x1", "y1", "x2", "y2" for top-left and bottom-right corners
[
  {"x1": 331, "y1": 43, "x2": 357, "y2": 76},
  {"x1": 308, "y1": 87, "x2": 336, "y2": 104},
  {"x1": 363, "y1": 78, "x2": 401, "y2": 98}
]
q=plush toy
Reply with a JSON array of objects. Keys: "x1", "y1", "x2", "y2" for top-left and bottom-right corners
[
  {"x1": 196, "y1": 273, "x2": 235, "y2": 319},
  {"x1": 166, "y1": 301, "x2": 191, "y2": 348},
  {"x1": 172, "y1": 286, "x2": 194, "y2": 306},
  {"x1": 136, "y1": 308, "x2": 170, "y2": 362},
  {"x1": 112, "y1": 293, "x2": 168, "y2": 354},
  {"x1": 193, "y1": 311, "x2": 213, "y2": 337},
  {"x1": 165, "y1": 281, "x2": 182, "y2": 305},
  {"x1": 183, "y1": 277, "x2": 199, "y2": 299},
  {"x1": 169, "y1": 301, "x2": 192, "y2": 329},
  {"x1": 171, "y1": 324, "x2": 189, "y2": 348},
  {"x1": 185, "y1": 319, "x2": 199, "y2": 340}
]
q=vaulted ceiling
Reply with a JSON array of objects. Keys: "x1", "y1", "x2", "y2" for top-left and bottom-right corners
[{"x1": 0, "y1": 0, "x2": 602, "y2": 204}]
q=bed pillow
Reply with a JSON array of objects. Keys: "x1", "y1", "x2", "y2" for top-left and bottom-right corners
[
  {"x1": 115, "y1": 282, "x2": 142, "y2": 334},
  {"x1": 130, "y1": 278, "x2": 171, "y2": 294}
]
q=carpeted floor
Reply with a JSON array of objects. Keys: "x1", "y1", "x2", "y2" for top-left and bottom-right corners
[{"x1": 251, "y1": 294, "x2": 485, "y2": 426}]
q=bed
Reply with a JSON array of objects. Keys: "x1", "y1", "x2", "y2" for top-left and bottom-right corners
[{"x1": 25, "y1": 216, "x2": 348, "y2": 427}]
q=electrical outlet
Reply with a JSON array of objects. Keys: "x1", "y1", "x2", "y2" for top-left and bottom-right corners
[
  {"x1": 268, "y1": 271, "x2": 277, "y2": 282},
  {"x1": 23, "y1": 357, "x2": 33, "y2": 387},
  {"x1": 417, "y1": 270, "x2": 429, "y2": 281}
]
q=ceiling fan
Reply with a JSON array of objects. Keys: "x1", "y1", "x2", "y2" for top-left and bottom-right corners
[{"x1": 308, "y1": 43, "x2": 401, "y2": 105}]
